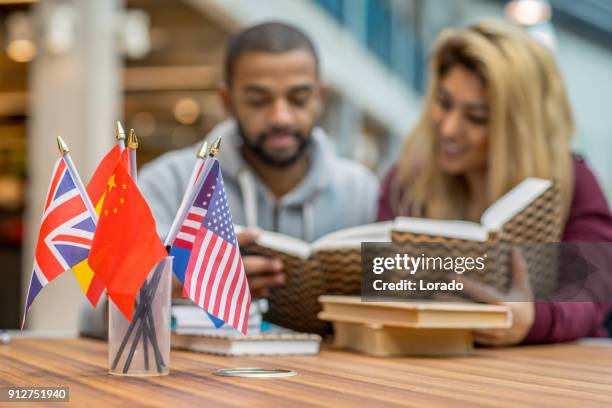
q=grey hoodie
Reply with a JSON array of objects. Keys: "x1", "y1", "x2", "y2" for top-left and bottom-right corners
[{"x1": 139, "y1": 119, "x2": 379, "y2": 242}]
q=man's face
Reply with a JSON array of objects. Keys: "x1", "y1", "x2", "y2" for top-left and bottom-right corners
[{"x1": 222, "y1": 49, "x2": 324, "y2": 167}]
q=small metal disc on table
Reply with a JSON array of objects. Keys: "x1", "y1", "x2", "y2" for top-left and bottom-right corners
[{"x1": 214, "y1": 368, "x2": 297, "y2": 378}]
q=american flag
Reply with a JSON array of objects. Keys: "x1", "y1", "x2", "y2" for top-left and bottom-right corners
[
  {"x1": 183, "y1": 158, "x2": 251, "y2": 334},
  {"x1": 23, "y1": 157, "x2": 97, "y2": 328}
]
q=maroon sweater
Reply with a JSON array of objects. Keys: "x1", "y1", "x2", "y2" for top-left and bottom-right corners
[{"x1": 377, "y1": 157, "x2": 612, "y2": 343}]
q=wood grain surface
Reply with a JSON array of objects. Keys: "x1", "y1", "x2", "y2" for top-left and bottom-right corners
[{"x1": 1, "y1": 338, "x2": 611, "y2": 407}]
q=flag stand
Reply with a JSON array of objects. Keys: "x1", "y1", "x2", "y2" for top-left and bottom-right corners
[
  {"x1": 107, "y1": 128, "x2": 170, "y2": 376},
  {"x1": 108, "y1": 256, "x2": 173, "y2": 376}
]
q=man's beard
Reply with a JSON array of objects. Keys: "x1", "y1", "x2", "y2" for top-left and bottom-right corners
[{"x1": 237, "y1": 123, "x2": 311, "y2": 168}]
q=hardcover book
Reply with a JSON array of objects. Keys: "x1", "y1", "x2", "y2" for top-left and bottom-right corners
[{"x1": 318, "y1": 295, "x2": 511, "y2": 356}]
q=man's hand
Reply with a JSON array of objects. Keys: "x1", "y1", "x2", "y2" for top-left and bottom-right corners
[
  {"x1": 456, "y1": 248, "x2": 535, "y2": 346},
  {"x1": 238, "y1": 228, "x2": 286, "y2": 298}
]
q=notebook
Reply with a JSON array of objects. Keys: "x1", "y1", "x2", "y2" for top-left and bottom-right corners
[
  {"x1": 171, "y1": 299, "x2": 267, "y2": 335},
  {"x1": 171, "y1": 325, "x2": 321, "y2": 356}
]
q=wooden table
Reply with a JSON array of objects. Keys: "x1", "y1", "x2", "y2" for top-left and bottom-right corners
[{"x1": 1, "y1": 338, "x2": 611, "y2": 407}]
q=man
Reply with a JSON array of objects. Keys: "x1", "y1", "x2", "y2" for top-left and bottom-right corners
[{"x1": 139, "y1": 22, "x2": 379, "y2": 297}]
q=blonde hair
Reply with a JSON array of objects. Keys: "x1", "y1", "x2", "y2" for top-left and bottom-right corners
[{"x1": 392, "y1": 21, "x2": 574, "y2": 220}]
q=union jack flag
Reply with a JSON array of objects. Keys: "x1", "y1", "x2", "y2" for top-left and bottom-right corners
[
  {"x1": 183, "y1": 158, "x2": 251, "y2": 335},
  {"x1": 22, "y1": 157, "x2": 97, "y2": 328}
]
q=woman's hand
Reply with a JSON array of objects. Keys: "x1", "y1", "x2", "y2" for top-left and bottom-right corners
[{"x1": 456, "y1": 248, "x2": 535, "y2": 346}]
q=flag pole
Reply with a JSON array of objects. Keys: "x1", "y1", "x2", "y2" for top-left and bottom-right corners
[
  {"x1": 56, "y1": 136, "x2": 98, "y2": 224},
  {"x1": 127, "y1": 129, "x2": 138, "y2": 180},
  {"x1": 123, "y1": 127, "x2": 162, "y2": 372},
  {"x1": 163, "y1": 139, "x2": 208, "y2": 248},
  {"x1": 163, "y1": 136, "x2": 221, "y2": 247},
  {"x1": 194, "y1": 140, "x2": 209, "y2": 182},
  {"x1": 22, "y1": 139, "x2": 83, "y2": 331},
  {"x1": 116, "y1": 121, "x2": 127, "y2": 151}
]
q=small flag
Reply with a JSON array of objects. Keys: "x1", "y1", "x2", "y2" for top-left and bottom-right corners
[
  {"x1": 183, "y1": 158, "x2": 251, "y2": 334},
  {"x1": 70, "y1": 144, "x2": 121, "y2": 307},
  {"x1": 22, "y1": 157, "x2": 98, "y2": 328},
  {"x1": 88, "y1": 150, "x2": 166, "y2": 321}
]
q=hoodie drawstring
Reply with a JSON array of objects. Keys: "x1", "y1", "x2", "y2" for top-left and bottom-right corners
[
  {"x1": 237, "y1": 167, "x2": 319, "y2": 242},
  {"x1": 238, "y1": 169, "x2": 258, "y2": 228},
  {"x1": 302, "y1": 197, "x2": 316, "y2": 242}
]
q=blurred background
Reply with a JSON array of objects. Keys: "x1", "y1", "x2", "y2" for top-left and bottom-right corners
[{"x1": 1, "y1": 0, "x2": 610, "y2": 333}]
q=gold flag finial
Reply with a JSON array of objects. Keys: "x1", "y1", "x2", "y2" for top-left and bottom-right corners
[
  {"x1": 56, "y1": 135, "x2": 69, "y2": 154},
  {"x1": 127, "y1": 128, "x2": 139, "y2": 149},
  {"x1": 197, "y1": 141, "x2": 209, "y2": 158},
  {"x1": 115, "y1": 121, "x2": 126, "y2": 141},
  {"x1": 209, "y1": 136, "x2": 222, "y2": 157}
]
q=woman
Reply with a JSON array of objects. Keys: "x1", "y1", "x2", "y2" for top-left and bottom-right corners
[{"x1": 378, "y1": 21, "x2": 612, "y2": 345}]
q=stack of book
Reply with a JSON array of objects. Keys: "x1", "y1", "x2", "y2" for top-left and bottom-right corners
[
  {"x1": 171, "y1": 298, "x2": 268, "y2": 335},
  {"x1": 318, "y1": 296, "x2": 511, "y2": 356},
  {"x1": 170, "y1": 299, "x2": 321, "y2": 356}
]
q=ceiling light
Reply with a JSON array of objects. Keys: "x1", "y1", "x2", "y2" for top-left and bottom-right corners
[
  {"x1": 173, "y1": 98, "x2": 200, "y2": 125},
  {"x1": 6, "y1": 12, "x2": 36, "y2": 62},
  {"x1": 505, "y1": 0, "x2": 552, "y2": 26}
]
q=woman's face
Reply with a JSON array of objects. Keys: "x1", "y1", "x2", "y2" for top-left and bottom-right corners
[{"x1": 432, "y1": 64, "x2": 489, "y2": 176}]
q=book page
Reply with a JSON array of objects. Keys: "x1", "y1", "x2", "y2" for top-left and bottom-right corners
[
  {"x1": 312, "y1": 221, "x2": 393, "y2": 251},
  {"x1": 393, "y1": 217, "x2": 488, "y2": 241},
  {"x1": 254, "y1": 230, "x2": 312, "y2": 259},
  {"x1": 234, "y1": 225, "x2": 311, "y2": 259},
  {"x1": 480, "y1": 178, "x2": 552, "y2": 232}
]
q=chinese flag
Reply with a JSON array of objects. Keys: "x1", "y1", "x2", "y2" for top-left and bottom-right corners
[
  {"x1": 87, "y1": 144, "x2": 121, "y2": 213},
  {"x1": 89, "y1": 150, "x2": 166, "y2": 320},
  {"x1": 71, "y1": 144, "x2": 122, "y2": 307}
]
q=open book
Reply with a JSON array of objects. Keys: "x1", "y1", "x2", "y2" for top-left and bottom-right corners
[
  {"x1": 238, "y1": 221, "x2": 392, "y2": 259},
  {"x1": 392, "y1": 178, "x2": 562, "y2": 298},
  {"x1": 240, "y1": 178, "x2": 561, "y2": 334},
  {"x1": 237, "y1": 222, "x2": 392, "y2": 334}
]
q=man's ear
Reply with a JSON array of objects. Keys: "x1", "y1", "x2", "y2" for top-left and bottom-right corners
[
  {"x1": 219, "y1": 83, "x2": 235, "y2": 116},
  {"x1": 313, "y1": 81, "x2": 329, "y2": 120},
  {"x1": 317, "y1": 81, "x2": 329, "y2": 107}
]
